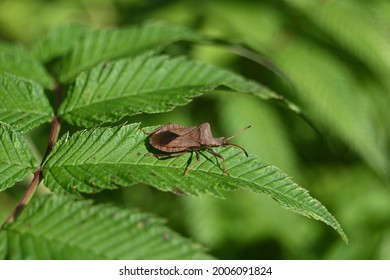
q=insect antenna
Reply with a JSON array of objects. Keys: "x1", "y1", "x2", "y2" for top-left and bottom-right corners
[
  {"x1": 222, "y1": 125, "x2": 251, "y2": 156},
  {"x1": 224, "y1": 125, "x2": 251, "y2": 141}
]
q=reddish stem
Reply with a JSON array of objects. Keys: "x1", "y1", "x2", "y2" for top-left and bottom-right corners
[{"x1": 1, "y1": 116, "x2": 61, "y2": 227}]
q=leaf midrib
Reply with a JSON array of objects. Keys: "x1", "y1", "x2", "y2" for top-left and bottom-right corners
[{"x1": 62, "y1": 85, "x2": 215, "y2": 112}]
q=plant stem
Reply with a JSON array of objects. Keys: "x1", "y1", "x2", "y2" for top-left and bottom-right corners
[{"x1": 1, "y1": 115, "x2": 61, "y2": 227}]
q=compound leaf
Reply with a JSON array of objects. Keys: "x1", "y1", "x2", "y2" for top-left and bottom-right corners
[
  {"x1": 0, "y1": 74, "x2": 54, "y2": 132},
  {"x1": 0, "y1": 122, "x2": 38, "y2": 192},
  {"x1": 1, "y1": 196, "x2": 209, "y2": 259},
  {"x1": 42, "y1": 123, "x2": 347, "y2": 242}
]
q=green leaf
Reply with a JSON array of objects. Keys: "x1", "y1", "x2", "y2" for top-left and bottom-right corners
[
  {"x1": 205, "y1": 1, "x2": 389, "y2": 177},
  {"x1": 0, "y1": 44, "x2": 54, "y2": 89},
  {"x1": 273, "y1": 40, "x2": 389, "y2": 177},
  {"x1": 1, "y1": 196, "x2": 209, "y2": 259},
  {"x1": 42, "y1": 123, "x2": 347, "y2": 242},
  {"x1": 0, "y1": 230, "x2": 6, "y2": 259},
  {"x1": 0, "y1": 122, "x2": 38, "y2": 192},
  {"x1": 32, "y1": 25, "x2": 90, "y2": 63},
  {"x1": 59, "y1": 54, "x2": 285, "y2": 128},
  {"x1": 58, "y1": 21, "x2": 204, "y2": 82},
  {"x1": 283, "y1": 0, "x2": 390, "y2": 91},
  {"x1": 0, "y1": 74, "x2": 54, "y2": 132}
]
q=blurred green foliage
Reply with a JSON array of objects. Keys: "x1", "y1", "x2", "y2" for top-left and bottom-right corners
[{"x1": 1, "y1": 0, "x2": 389, "y2": 259}]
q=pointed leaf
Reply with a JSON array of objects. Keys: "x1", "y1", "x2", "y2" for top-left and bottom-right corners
[
  {"x1": 32, "y1": 25, "x2": 89, "y2": 63},
  {"x1": 0, "y1": 44, "x2": 54, "y2": 88},
  {"x1": 58, "y1": 22, "x2": 204, "y2": 82},
  {"x1": 0, "y1": 122, "x2": 38, "y2": 191},
  {"x1": 42, "y1": 123, "x2": 347, "y2": 242},
  {"x1": 59, "y1": 54, "x2": 286, "y2": 128},
  {"x1": 0, "y1": 74, "x2": 54, "y2": 132},
  {"x1": 1, "y1": 196, "x2": 209, "y2": 259}
]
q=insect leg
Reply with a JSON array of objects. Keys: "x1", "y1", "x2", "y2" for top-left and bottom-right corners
[
  {"x1": 206, "y1": 149, "x2": 230, "y2": 175},
  {"x1": 141, "y1": 128, "x2": 158, "y2": 135},
  {"x1": 183, "y1": 150, "x2": 200, "y2": 175},
  {"x1": 206, "y1": 149, "x2": 224, "y2": 160},
  {"x1": 141, "y1": 123, "x2": 170, "y2": 135},
  {"x1": 195, "y1": 150, "x2": 200, "y2": 161},
  {"x1": 148, "y1": 152, "x2": 188, "y2": 158}
]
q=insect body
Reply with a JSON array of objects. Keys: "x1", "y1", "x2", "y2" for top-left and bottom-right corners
[{"x1": 144, "y1": 123, "x2": 250, "y2": 175}]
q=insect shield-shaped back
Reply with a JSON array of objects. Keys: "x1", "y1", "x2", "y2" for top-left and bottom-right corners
[{"x1": 144, "y1": 123, "x2": 251, "y2": 175}]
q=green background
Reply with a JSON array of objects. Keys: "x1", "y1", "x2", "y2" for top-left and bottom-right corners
[{"x1": 0, "y1": 0, "x2": 389, "y2": 259}]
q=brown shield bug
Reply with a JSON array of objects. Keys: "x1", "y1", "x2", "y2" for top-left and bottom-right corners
[{"x1": 143, "y1": 123, "x2": 251, "y2": 175}]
